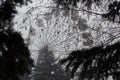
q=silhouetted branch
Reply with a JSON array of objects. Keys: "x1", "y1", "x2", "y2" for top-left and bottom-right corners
[{"x1": 60, "y1": 41, "x2": 120, "y2": 80}]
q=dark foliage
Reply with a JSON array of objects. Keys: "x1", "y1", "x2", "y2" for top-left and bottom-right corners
[
  {"x1": 54, "y1": 0, "x2": 120, "y2": 23},
  {"x1": 102, "y1": 1, "x2": 120, "y2": 23},
  {"x1": 60, "y1": 42, "x2": 120, "y2": 80},
  {"x1": 0, "y1": 31, "x2": 33, "y2": 80},
  {"x1": 53, "y1": 0, "x2": 100, "y2": 8},
  {"x1": 0, "y1": 0, "x2": 32, "y2": 22},
  {"x1": 0, "y1": 0, "x2": 33, "y2": 80}
]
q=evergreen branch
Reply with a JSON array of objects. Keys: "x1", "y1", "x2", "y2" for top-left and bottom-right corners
[{"x1": 60, "y1": 41, "x2": 120, "y2": 80}]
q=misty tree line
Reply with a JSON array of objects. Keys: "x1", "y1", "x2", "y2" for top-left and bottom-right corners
[{"x1": 0, "y1": 0, "x2": 120, "y2": 80}]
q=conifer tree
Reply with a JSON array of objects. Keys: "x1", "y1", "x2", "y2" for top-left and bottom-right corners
[{"x1": 0, "y1": 0, "x2": 33, "y2": 80}]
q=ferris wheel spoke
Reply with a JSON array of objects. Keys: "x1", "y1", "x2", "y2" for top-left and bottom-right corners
[
  {"x1": 39, "y1": 32, "x2": 47, "y2": 47},
  {"x1": 53, "y1": 41, "x2": 76, "y2": 51},
  {"x1": 31, "y1": 51, "x2": 39, "y2": 59},
  {"x1": 49, "y1": 34, "x2": 77, "y2": 48},
  {"x1": 31, "y1": 37, "x2": 44, "y2": 49},
  {"x1": 46, "y1": 18, "x2": 69, "y2": 46},
  {"x1": 48, "y1": 35, "x2": 63, "y2": 46},
  {"x1": 48, "y1": 26, "x2": 74, "y2": 46},
  {"x1": 44, "y1": 30, "x2": 50, "y2": 45},
  {"x1": 47, "y1": 30, "x2": 68, "y2": 46},
  {"x1": 31, "y1": 51, "x2": 39, "y2": 56},
  {"x1": 47, "y1": 33, "x2": 59, "y2": 45},
  {"x1": 44, "y1": 28, "x2": 55, "y2": 44}
]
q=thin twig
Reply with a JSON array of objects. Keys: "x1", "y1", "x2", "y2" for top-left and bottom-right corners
[{"x1": 17, "y1": 5, "x2": 104, "y2": 16}]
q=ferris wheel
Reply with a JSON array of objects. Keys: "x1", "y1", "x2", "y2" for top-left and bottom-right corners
[
  {"x1": 14, "y1": 1, "x2": 120, "y2": 67},
  {"x1": 14, "y1": 0, "x2": 112, "y2": 64},
  {"x1": 14, "y1": 7, "x2": 89, "y2": 64}
]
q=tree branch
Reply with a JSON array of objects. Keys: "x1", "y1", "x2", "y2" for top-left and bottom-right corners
[{"x1": 18, "y1": 5, "x2": 104, "y2": 16}]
